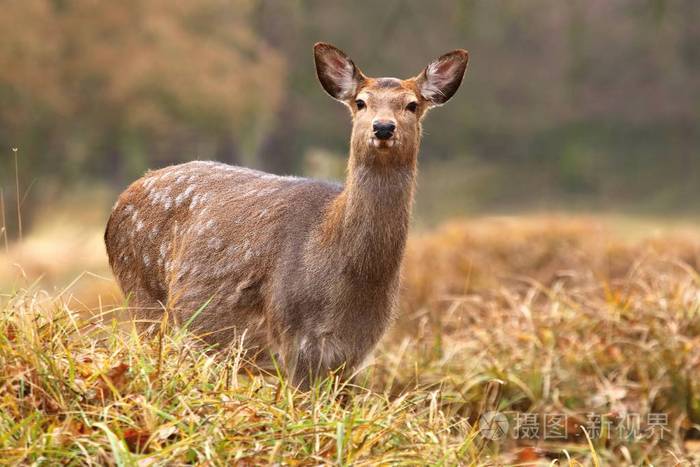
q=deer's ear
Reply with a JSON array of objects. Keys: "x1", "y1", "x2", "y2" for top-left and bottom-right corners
[
  {"x1": 416, "y1": 49, "x2": 469, "y2": 106},
  {"x1": 314, "y1": 42, "x2": 365, "y2": 101}
]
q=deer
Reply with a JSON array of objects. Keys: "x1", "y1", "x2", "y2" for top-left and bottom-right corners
[{"x1": 105, "y1": 42, "x2": 469, "y2": 389}]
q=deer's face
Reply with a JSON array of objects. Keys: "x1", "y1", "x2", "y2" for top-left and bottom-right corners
[
  {"x1": 352, "y1": 78, "x2": 422, "y2": 154},
  {"x1": 314, "y1": 43, "x2": 469, "y2": 163}
]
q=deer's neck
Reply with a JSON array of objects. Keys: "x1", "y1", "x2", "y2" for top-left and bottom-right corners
[{"x1": 321, "y1": 148, "x2": 417, "y2": 282}]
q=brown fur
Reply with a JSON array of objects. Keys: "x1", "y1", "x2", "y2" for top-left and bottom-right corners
[{"x1": 105, "y1": 42, "x2": 468, "y2": 388}]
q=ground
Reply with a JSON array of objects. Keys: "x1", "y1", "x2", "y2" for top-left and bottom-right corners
[{"x1": 1, "y1": 213, "x2": 700, "y2": 465}]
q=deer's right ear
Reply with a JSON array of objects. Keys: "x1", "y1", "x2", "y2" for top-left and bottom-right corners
[{"x1": 314, "y1": 42, "x2": 365, "y2": 102}]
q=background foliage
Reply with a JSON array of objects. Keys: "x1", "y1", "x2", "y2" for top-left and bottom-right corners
[{"x1": 1, "y1": 0, "x2": 699, "y2": 228}]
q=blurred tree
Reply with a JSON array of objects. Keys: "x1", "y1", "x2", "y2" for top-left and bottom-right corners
[
  {"x1": 0, "y1": 0, "x2": 284, "y2": 185},
  {"x1": 1, "y1": 0, "x2": 699, "y2": 224}
]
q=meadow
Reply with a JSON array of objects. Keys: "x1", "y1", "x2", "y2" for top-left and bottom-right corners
[{"x1": 2, "y1": 208, "x2": 700, "y2": 465}]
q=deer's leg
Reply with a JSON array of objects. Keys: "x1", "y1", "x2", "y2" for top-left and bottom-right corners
[
  {"x1": 167, "y1": 287, "x2": 270, "y2": 358},
  {"x1": 124, "y1": 285, "x2": 165, "y2": 335},
  {"x1": 289, "y1": 335, "x2": 349, "y2": 390}
]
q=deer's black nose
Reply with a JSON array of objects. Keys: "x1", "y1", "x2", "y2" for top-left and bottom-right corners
[{"x1": 373, "y1": 121, "x2": 396, "y2": 140}]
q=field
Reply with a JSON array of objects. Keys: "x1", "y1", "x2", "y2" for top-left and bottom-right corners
[{"x1": 2, "y1": 213, "x2": 700, "y2": 465}]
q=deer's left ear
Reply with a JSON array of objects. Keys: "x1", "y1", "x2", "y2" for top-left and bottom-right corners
[
  {"x1": 314, "y1": 42, "x2": 365, "y2": 102},
  {"x1": 416, "y1": 49, "x2": 469, "y2": 106}
]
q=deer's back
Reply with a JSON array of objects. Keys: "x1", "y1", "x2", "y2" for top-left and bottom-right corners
[{"x1": 105, "y1": 161, "x2": 341, "y2": 325}]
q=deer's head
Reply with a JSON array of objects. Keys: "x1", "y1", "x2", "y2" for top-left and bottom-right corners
[{"x1": 314, "y1": 42, "x2": 469, "y2": 166}]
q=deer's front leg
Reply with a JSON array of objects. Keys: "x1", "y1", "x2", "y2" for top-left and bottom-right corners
[{"x1": 289, "y1": 335, "x2": 348, "y2": 390}]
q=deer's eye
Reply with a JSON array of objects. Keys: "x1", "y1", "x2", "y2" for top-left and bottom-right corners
[
  {"x1": 355, "y1": 99, "x2": 366, "y2": 110},
  {"x1": 406, "y1": 102, "x2": 418, "y2": 113}
]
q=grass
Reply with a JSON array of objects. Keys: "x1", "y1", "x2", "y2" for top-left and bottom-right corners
[
  {"x1": 1, "y1": 214, "x2": 700, "y2": 465},
  {"x1": 0, "y1": 289, "x2": 485, "y2": 465}
]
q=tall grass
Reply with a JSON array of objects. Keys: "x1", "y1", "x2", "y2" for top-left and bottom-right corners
[
  {"x1": 0, "y1": 290, "x2": 488, "y2": 465},
  {"x1": 1, "y1": 215, "x2": 700, "y2": 464}
]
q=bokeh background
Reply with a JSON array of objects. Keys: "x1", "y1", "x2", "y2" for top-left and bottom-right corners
[{"x1": 1, "y1": 0, "x2": 699, "y2": 233}]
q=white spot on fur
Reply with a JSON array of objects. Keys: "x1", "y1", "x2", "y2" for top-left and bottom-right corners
[
  {"x1": 199, "y1": 193, "x2": 210, "y2": 205},
  {"x1": 148, "y1": 191, "x2": 158, "y2": 205},
  {"x1": 189, "y1": 194, "x2": 200, "y2": 210},
  {"x1": 143, "y1": 176, "x2": 160, "y2": 189},
  {"x1": 136, "y1": 220, "x2": 144, "y2": 231},
  {"x1": 175, "y1": 186, "x2": 196, "y2": 208},
  {"x1": 254, "y1": 187, "x2": 269, "y2": 197},
  {"x1": 143, "y1": 254, "x2": 150, "y2": 266},
  {"x1": 207, "y1": 237, "x2": 223, "y2": 250}
]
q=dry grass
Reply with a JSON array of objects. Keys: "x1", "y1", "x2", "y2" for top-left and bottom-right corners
[{"x1": 2, "y1": 215, "x2": 700, "y2": 465}]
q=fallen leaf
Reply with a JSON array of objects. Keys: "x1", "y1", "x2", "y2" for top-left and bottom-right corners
[
  {"x1": 5, "y1": 324, "x2": 17, "y2": 341},
  {"x1": 515, "y1": 446, "x2": 542, "y2": 464},
  {"x1": 94, "y1": 362, "x2": 130, "y2": 400},
  {"x1": 123, "y1": 428, "x2": 151, "y2": 453}
]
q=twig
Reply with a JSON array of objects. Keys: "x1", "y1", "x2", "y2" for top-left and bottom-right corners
[
  {"x1": 0, "y1": 188, "x2": 8, "y2": 252},
  {"x1": 13, "y1": 148, "x2": 22, "y2": 242}
]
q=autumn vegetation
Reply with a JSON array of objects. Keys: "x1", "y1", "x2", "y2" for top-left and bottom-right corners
[{"x1": 1, "y1": 212, "x2": 700, "y2": 465}]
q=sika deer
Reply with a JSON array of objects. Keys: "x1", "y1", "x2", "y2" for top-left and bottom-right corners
[{"x1": 105, "y1": 43, "x2": 469, "y2": 388}]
